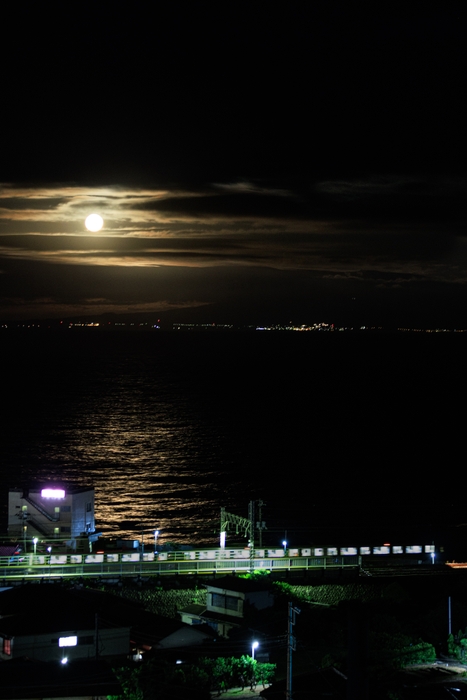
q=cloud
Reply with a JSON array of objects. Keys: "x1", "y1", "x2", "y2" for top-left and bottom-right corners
[
  {"x1": 0, "y1": 296, "x2": 211, "y2": 319},
  {"x1": 0, "y1": 179, "x2": 465, "y2": 313}
]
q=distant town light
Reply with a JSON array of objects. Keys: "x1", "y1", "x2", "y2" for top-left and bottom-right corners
[{"x1": 41, "y1": 489, "x2": 65, "y2": 499}]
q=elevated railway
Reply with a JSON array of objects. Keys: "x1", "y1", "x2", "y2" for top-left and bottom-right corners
[{"x1": 0, "y1": 543, "x2": 437, "y2": 582}]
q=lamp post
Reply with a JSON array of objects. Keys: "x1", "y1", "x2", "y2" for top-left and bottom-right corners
[
  {"x1": 33, "y1": 538, "x2": 38, "y2": 556},
  {"x1": 251, "y1": 641, "x2": 259, "y2": 660},
  {"x1": 154, "y1": 530, "x2": 160, "y2": 553}
]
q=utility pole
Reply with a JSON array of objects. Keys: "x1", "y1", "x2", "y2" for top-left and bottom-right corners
[
  {"x1": 448, "y1": 596, "x2": 452, "y2": 636},
  {"x1": 256, "y1": 499, "x2": 266, "y2": 548},
  {"x1": 286, "y1": 601, "x2": 300, "y2": 700},
  {"x1": 248, "y1": 500, "x2": 255, "y2": 569}
]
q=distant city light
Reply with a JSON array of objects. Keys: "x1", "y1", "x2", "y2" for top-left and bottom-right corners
[{"x1": 41, "y1": 489, "x2": 65, "y2": 499}]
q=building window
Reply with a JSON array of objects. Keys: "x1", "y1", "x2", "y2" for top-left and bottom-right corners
[
  {"x1": 86, "y1": 502, "x2": 92, "y2": 512},
  {"x1": 212, "y1": 593, "x2": 239, "y2": 611},
  {"x1": 3, "y1": 638, "x2": 11, "y2": 655},
  {"x1": 59, "y1": 636, "x2": 78, "y2": 647},
  {"x1": 54, "y1": 527, "x2": 60, "y2": 536},
  {"x1": 61, "y1": 506, "x2": 71, "y2": 512}
]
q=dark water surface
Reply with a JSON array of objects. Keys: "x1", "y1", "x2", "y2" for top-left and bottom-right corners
[{"x1": 0, "y1": 330, "x2": 463, "y2": 548}]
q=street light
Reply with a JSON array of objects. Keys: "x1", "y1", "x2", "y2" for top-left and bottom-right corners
[
  {"x1": 33, "y1": 538, "x2": 38, "y2": 556},
  {"x1": 251, "y1": 641, "x2": 259, "y2": 660}
]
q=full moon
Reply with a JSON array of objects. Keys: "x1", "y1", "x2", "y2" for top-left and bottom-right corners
[{"x1": 85, "y1": 214, "x2": 104, "y2": 232}]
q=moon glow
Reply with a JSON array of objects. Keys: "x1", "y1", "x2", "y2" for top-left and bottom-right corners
[{"x1": 85, "y1": 214, "x2": 104, "y2": 232}]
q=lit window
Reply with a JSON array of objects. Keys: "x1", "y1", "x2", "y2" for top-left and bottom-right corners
[
  {"x1": 59, "y1": 636, "x2": 77, "y2": 647},
  {"x1": 406, "y1": 545, "x2": 422, "y2": 554},
  {"x1": 41, "y1": 489, "x2": 65, "y2": 499},
  {"x1": 3, "y1": 638, "x2": 11, "y2": 655},
  {"x1": 373, "y1": 546, "x2": 390, "y2": 555}
]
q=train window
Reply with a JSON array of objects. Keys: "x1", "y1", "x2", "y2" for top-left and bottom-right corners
[
  {"x1": 392, "y1": 546, "x2": 403, "y2": 554},
  {"x1": 406, "y1": 545, "x2": 422, "y2": 554},
  {"x1": 360, "y1": 547, "x2": 371, "y2": 555},
  {"x1": 425, "y1": 545, "x2": 435, "y2": 553},
  {"x1": 373, "y1": 546, "x2": 390, "y2": 555},
  {"x1": 327, "y1": 548, "x2": 338, "y2": 556}
]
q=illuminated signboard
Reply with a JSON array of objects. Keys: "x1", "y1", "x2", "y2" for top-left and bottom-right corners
[
  {"x1": 41, "y1": 489, "x2": 65, "y2": 499},
  {"x1": 59, "y1": 636, "x2": 77, "y2": 647}
]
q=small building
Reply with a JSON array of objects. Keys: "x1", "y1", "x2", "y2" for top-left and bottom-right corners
[
  {"x1": 0, "y1": 583, "x2": 215, "y2": 664},
  {"x1": 179, "y1": 575, "x2": 274, "y2": 637},
  {"x1": 8, "y1": 485, "x2": 96, "y2": 550},
  {"x1": 0, "y1": 585, "x2": 130, "y2": 663}
]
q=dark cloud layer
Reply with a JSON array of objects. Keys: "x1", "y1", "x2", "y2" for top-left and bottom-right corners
[{"x1": 0, "y1": 7, "x2": 466, "y2": 325}]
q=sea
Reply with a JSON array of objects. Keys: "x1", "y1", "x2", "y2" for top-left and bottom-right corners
[{"x1": 0, "y1": 329, "x2": 463, "y2": 552}]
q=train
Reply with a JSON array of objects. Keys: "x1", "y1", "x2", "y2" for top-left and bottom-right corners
[{"x1": 1, "y1": 543, "x2": 437, "y2": 567}]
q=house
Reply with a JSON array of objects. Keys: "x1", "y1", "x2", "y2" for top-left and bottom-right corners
[
  {"x1": 8, "y1": 484, "x2": 96, "y2": 551},
  {"x1": 0, "y1": 583, "x2": 215, "y2": 664},
  {"x1": 142, "y1": 614, "x2": 215, "y2": 652},
  {"x1": 0, "y1": 585, "x2": 130, "y2": 663},
  {"x1": 179, "y1": 575, "x2": 274, "y2": 637}
]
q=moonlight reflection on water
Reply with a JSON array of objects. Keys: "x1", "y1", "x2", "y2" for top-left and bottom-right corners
[{"x1": 0, "y1": 331, "x2": 463, "y2": 547}]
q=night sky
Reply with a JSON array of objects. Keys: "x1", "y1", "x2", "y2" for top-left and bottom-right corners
[{"x1": 1, "y1": 6, "x2": 467, "y2": 326}]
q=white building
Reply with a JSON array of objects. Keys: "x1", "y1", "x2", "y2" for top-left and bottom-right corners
[{"x1": 8, "y1": 485, "x2": 96, "y2": 550}]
